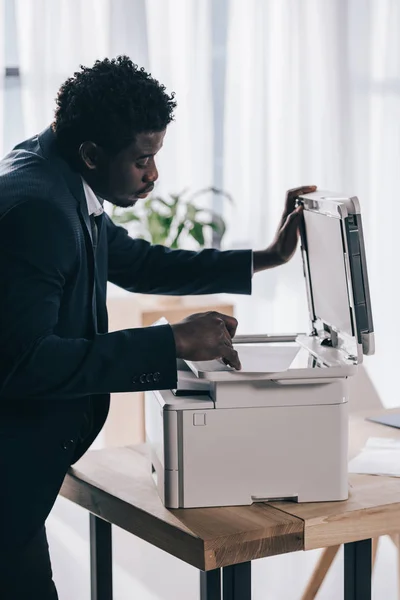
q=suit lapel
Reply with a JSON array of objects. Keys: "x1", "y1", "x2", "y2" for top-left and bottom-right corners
[
  {"x1": 76, "y1": 183, "x2": 95, "y2": 251},
  {"x1": 38, "y1": 126, "x2": 96, "y2": 250},
  {"x1": 38, "y1": 126, "x2": 99, "y2": 332}
]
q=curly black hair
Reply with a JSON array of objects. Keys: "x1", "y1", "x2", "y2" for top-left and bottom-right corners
[{"x1": 53, "y1": 55, "x2": 176, "y2": 165}]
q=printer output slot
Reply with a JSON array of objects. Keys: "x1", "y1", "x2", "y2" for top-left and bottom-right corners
[
  {"x1": 251, "y1": 494, "x2": 298, "y2": 503},
  {"x1": 171, "y1": 389, "x2": 210, "y2": 397}
]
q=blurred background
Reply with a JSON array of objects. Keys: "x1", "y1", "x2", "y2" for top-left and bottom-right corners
[{"x1": 1, "y1": 0, "x2": 400, "y2": 598}]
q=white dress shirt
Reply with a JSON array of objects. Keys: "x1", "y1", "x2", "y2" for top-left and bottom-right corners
[{"x1": 82, "y1": 178, "x2": 104, "y2": 217}]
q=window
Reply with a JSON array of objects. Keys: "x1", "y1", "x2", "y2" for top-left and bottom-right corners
[{"x1": 3, "y1": 0, "x2": 23, "y2": 153}]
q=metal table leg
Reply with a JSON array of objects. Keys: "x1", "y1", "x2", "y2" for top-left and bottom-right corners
[
  {"x1": 90, "y1": 514, "x2": 113, "y2": 600},
  {"x1": 223, "y1": 562, "x2": 252, "y2": 600},
  {"x1": 200, "y1": 562, "x2": 251, "y2": 600},
  {"x1": 344, "y1": 539, "x2": 372, "y2": 600},
  {"x1": 200, "y1": 569, "x2": 222, "y2": 600}
]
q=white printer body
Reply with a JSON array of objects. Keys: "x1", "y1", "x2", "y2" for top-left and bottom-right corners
[{"x1": 145, "y1": 191, "x2": 375, "y2": 509}]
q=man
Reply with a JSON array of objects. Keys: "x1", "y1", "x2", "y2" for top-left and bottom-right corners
[{"x1": 0, "y1": 55, "x2": 315, "y2": 598}]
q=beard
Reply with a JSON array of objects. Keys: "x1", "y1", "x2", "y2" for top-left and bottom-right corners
[{"x1": 110, "y1": 197, "x2": 138, "y2": 208}]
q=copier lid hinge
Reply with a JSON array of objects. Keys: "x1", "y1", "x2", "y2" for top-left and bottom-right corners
[{"x1": 307, "y1": 319, "x2": 359, "y2": 365}]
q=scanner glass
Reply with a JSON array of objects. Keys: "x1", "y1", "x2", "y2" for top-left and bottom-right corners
[
  {"x1": 303, "y1": 210, "x2": 353, "y2": 336},
  {"x1": 190, "y1": 344, "x2": 323, "y2": 373}
]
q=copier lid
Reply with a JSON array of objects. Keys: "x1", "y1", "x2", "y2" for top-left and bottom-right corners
[
  {"x1": 297, "y1": 190, "x2": 374, "y2": 362},
  {"x1": 183, "y1": 190, "x2": 375, "y2": 380}
]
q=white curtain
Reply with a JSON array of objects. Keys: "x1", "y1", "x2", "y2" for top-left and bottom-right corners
[
  {"x1": 145, "y1": 0, "x2": 213, "y2": 201},
  {"x1": 224, "y1": 0, "x2": 400, "y2": 407},
  {"x1": 357, "y1": 0, "x2": 400, "y2": 408},
  {"x1": 109, "y1": 0, "x2": 215, "y2": 206},
  {"x1": 0, "y1": 0, "x2": 5, "y2": 158},
  {"x1": 15, "y1": 0, "x2": 110, "y2": 137}
]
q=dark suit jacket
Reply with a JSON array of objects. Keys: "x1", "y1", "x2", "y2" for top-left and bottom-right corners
[{"x1": 0, "y1": 126, "x2": 252, "y2": 559}]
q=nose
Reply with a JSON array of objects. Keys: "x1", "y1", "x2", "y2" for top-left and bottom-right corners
[{"x1": 143, "y1": 160, "x2": 158, "y2": 184}]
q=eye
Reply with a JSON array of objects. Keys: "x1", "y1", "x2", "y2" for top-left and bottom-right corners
[{"x1": 136, "y1": 158, "x2": 150, "y2": 169}]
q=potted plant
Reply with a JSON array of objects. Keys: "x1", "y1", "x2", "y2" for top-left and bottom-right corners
[{"x1": 111, "y1": 186, "x2": 232, "y2": 249}]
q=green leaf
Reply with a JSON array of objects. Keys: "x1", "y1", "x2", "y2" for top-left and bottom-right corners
[
  {"x1": 185, "y1": 202, "x2": 200, "y2": 223},
  {"x1": 209, "y1": 221, "x2": 223, "y2": 234},
  {"x1": 205, "y1": 211, "x2": 227, "y2": 239},
  {"x1": 152, "y1": 196, "x2": 174, "y2": 208},
  {"x1": 211, "y1": 217, "x2": 226, "y2": 236},
  {"x1": 189, "y1": 222, "x2": 205, "y2": 247},
  {"x1": 171, "y1": 188, "x2": 188, "y2": 204},
  {"x1": 110, "y1": 185, "x2": 230, "y2": 248},
  {"x1": 147, "y1": 212, "x2": 174, "y2": 245},
  {"x1": 112, "y1": 211, "x2": 141, "y2": 224},
  {"x1": 144, "y1": 195, "x2": 155, "y2": 210},
  {"x1": 162, "y1": 195, "x2": 179, "y2": 218},
  {"x1": 170, "y1": 222, "x2": 186, "y2": 249}
]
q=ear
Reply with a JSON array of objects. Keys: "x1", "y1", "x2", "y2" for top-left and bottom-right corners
[{"x1": 79, "y1": 141, "x2": 104, "y2": 171}]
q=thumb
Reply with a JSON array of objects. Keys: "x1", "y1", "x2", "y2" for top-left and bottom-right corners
[{"x1": 282, "y1": 207, "x2": 302, "y2": 231}]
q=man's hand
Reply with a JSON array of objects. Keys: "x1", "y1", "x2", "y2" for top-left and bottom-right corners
[
  {"x1": 253, "y1": 185, "x2": 317, "y2": 272},
  {"x1": 171, "y1": 311, "x2": 241, "y2": 370}
]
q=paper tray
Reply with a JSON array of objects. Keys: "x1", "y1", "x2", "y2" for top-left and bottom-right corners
[{"x1": 185, "y1": 337, "x2": 356, "y2": 382}]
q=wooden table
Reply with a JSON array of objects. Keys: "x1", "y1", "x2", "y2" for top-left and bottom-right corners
[{"x1": 60, "y1": 408, "x2": 400, "y2": 600}]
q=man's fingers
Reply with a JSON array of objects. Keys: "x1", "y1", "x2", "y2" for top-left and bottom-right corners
[
  {"x1": 284, "y1": 185, "x2": 317, "y2": 216},
  {"x1": 221, "y1": 344, "x2": 241, "y2": 370},
  {"x1": 281, "y1": 207, "x2": 303, "y2": 234},
  {"x1": 273, "y1": 209, "x2": 302, "y2": 262},
  {"x1": 218, "y1": 324, "x2": 241, "y2": 370},
  {"x1": 214, "y1": 313, "x2": 238, "y2": 339},
  {"x1": 287, "y1": 185, "x2": 317, "y2": 197}
]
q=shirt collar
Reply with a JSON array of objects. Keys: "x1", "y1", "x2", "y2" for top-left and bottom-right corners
[{"x1": 81, "y1": 178, "x2": 105, "y2": 217}]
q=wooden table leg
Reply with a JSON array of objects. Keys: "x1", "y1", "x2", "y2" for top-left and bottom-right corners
[
  {"x1": 390, "y1": 534, "x2": 400, "y2": 600},
  {"x1": 200, "y1": 569, "x2": 221, "y2": 600},
  {"x1": 301, "y1": 545, "x2": 341, "y2": 600},
  {"x1": 344, "y1": 539, "x2": 372, "y2": 600},
  {"x1": 223, "y1": 562, "x2": 251, "y2": 600},
  {"x1": 397, "y1": 534, "x2": 400, "y2": 600},
  {"x1": 372, "y1": 538, "x2": 379, "y2": 569},
  {"x1": 90, "y1": 514, "x2": 113, "y2": 600}
]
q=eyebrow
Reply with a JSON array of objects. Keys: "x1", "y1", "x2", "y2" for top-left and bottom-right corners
[{"x1": 136, "y1": 144, "x2": 164, "y2": 159}]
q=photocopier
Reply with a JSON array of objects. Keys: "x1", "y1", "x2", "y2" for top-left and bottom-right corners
[{"x1": 145, "y1": 191, "x2": 375, "y2": 509}]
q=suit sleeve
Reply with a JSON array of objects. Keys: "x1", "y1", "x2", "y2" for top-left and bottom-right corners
[
  {"x1": 0, "y1": 200, "x2": 177, "y2": 401},
  {"x1": 106, "y1": 214, "x2": 253, "y2": 295}
]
